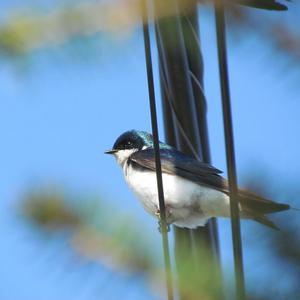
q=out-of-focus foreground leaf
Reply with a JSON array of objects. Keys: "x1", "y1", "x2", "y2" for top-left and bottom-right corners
[
  {"x1": 20, "y1": 187, "x2": 223, "y2": 299},
  {"x1": 21, "y1": 187, "x2": 157, "y2": 273},
  {"x1": 0, "y1": 0, "x2": 299, "y2": 64}
]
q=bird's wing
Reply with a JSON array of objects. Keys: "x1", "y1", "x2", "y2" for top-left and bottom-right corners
[{"x1": 129, "y1": 148, "x2": 227, "y2": 193}]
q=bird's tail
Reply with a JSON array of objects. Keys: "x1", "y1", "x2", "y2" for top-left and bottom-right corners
[{"x1": 238, "y1": 190, "x2": 290, "y2": 230}]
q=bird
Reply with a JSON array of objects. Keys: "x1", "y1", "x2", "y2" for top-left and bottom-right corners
[{"x1": 105, "y1": 130, "x2": 290, "y2": 230}]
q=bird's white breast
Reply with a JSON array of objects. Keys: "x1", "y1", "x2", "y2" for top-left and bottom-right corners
[{"x1": 123, "y1": 161, "x2": 230, "y2": 228}]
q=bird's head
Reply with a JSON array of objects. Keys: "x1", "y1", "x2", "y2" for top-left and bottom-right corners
[{"x1": 105, "y1": 130, "x2": 153, "y2": 165}]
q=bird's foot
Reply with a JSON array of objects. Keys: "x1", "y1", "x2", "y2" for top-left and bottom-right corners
[
  {"x1": 155, "y1": 207, "x2": 171, "y2": 233},
  {"x1": 154, "y1": 210, "x2": 161, "y2": 218},
  {"x1": 157, "y1": 220, "x2": 170, "y2": 233}
]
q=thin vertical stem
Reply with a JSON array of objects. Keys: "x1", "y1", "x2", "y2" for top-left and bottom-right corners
[
  {"x1": 214, "y1": 1, "x2": 246, "y2": 299},
  {"x1": 154, "y1": 0, "x2": 221, "y2": 298},
  {"x1": 142, "y1": 2, "x2": 174, "y2": 300}
]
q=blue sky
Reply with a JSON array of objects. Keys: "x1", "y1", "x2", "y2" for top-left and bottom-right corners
[{"x1": 0, "y1": 2, "x2": 299, "y2": 299}]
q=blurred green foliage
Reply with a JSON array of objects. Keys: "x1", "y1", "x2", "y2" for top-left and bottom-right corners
[
  {"x1": 0, "y1": 0, "x2": 299, "y2": 63},
  {"x1": 22, "y1": 190, "x2": 82, "y2": 229},
  {"x1": 21, "y1": 187, "x2": 158, "y2": 273},
  {"x1": 19, "y1": 182, "x2": 300, "y2": 299},
  {"x1": 21, "y1": 187, "x2": 224, "y2": 299}
]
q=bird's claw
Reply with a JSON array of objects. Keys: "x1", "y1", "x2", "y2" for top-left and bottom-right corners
[
  {"x1": 155, "y1": 210, "x2": 161, "y2": 218},
  {"x1": 158, "y1": 220, "x2": 171, "y2": 233},
  {"x1": 155, "y1": 208, "x2": 171, "y2": 233}
]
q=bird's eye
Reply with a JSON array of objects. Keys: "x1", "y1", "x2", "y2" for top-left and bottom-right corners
[{"x1": 124, "y1": 140, "x2": 132, "y2": 148}]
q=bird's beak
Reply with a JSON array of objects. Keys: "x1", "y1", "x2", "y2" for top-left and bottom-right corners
[{"x1": 104, "y1": 149, "x2": 117, "y2": 155}]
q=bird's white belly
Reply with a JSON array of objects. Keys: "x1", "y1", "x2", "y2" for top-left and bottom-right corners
[{"x1": 124, "y1": 163, "x2": 230, "y2": 228}]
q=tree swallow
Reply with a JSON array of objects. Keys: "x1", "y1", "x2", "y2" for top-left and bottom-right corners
[{"x1": 105, "y1": 130, "x2": 289, "y2": 229}]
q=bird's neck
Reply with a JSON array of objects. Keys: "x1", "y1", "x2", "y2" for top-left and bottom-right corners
[{"x1": 114, "y1": 149, "x2": 136, "y2": 167}]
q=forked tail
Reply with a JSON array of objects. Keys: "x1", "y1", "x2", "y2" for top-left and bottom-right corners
[{"x1": 238, "y1": 190, "x2": 290, "y2": 230}]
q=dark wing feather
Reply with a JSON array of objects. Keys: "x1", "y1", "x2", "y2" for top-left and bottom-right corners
[
  {"x1": 129, "y1": 148, "x2": 227, "y2": 193},
  {"x1": 238, "y1": 189, "x2": 290, "y2": 214},
  {"x1": 234, "y1": 0, "x2": 288, "y2": 10}
]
